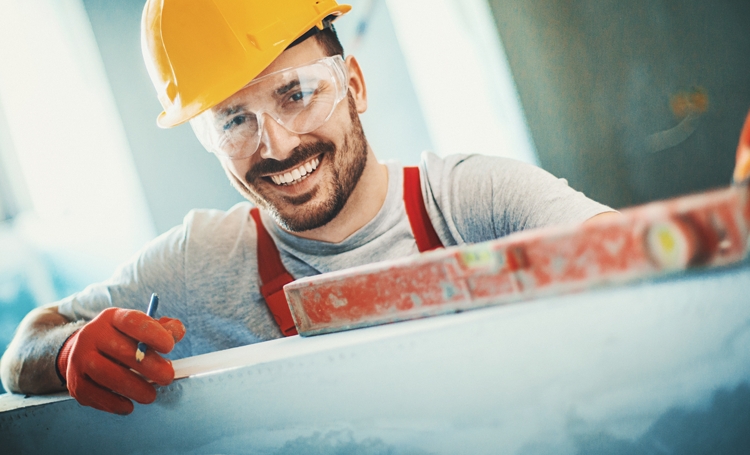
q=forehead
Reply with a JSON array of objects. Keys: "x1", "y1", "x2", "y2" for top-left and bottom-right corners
[{"x1": 255, "y1": 37, "x2": 327, "y2": 79}]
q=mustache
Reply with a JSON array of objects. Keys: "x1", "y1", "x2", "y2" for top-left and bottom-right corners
[{"x1": 246, "y1": 141, "x2": 335, "y2": 181}]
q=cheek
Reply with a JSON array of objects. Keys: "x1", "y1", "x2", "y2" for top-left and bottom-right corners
[
  {"x1": 221, "y1": 157, "x2": 252, "y2": 182},
  {"x1": 311, "y1": 99, "x2": 351, "y2": 141}
]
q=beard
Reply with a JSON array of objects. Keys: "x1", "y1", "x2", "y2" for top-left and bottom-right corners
[{"x1": 229, "y1": 93, "x2": 369, "y2": 232}]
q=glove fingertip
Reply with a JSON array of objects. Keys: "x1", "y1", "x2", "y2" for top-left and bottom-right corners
[
  {"x1": 160, "y1": 319, "x2": 187, "y2": 344},
  {"x1": 113, "y1": 393, "x2": 135, "y2": 415},
  {"x1": 153, "y1": 365, "x2": 175, "y2": 387},
  {"x1": 95, "y1": 396, "x2": 134, "y2": 415},
  {"x1": 114, "y1": 402, "x2": 135, "y2": 416}
]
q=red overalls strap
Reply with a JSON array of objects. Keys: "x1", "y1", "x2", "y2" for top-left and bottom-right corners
[
  {"x1": 251, "y1": 165, "x2": 444, "y2": 336},
  {"x1": 403, "y1": 166, "x2": 444, "y2": 252},
  {"x1": 249, "y1": 207, "x2": 299, "y2": 336}
]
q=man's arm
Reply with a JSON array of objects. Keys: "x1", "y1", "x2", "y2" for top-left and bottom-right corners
[
  {"x1": 1, "y1": 220, "x2": 194, "y2": 413},
  {"x1": 584, "y1": 211, "x2": 622, "y2": 225},
  {"x1": 1, "y1": 305, "x2": 186, "y2": 415},
  {"x1": 0, "y1": 306, "x2": 81, "y2": 394}
]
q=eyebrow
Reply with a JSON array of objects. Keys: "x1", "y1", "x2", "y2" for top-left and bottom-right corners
[
  {"x1": 214, "y1": 79, "x2": 302, "y2": 120},
  {"x1": 216, "y1": 105, "x2": 246, "y2": 121},
  {"x1": 275, "y1": 79, "x2": 300, "y2": 97}
]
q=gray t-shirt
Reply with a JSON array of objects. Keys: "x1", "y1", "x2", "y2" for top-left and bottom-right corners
[{"x1": 57, "y1": 153, "x2": 611, "y2": 359}]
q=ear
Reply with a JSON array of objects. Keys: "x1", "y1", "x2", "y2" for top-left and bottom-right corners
[{"x1": 345, "y1": 55, "x2": 367, "y2": 114}]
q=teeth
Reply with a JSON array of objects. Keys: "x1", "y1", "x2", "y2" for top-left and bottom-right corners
[{"x1": 269, "y1": 156, "x2": 321, "y2": 186}]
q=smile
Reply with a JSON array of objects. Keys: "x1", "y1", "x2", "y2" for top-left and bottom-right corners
[{"x1": 268, "y1": 156, "x2": 321, "y2": 186}]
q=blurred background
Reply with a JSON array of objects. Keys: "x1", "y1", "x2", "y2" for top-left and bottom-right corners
[{"x1": 0, "y1": 0, "x2": 748, "y2": 392}]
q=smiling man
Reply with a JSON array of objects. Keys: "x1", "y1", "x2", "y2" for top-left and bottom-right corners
[{"x1": 0, "y1": 0, "x2": 614, "y2": 415}]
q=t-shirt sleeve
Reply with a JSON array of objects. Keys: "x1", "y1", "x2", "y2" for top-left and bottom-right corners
[
  {"x1": 56, "y1": 224, "x2": 188, "y2": 328},
  {"x1": 422, "y1": 152, "x2": 614, "y2": 244},
  {"x1": 55, "y1": 203, "x2": 280, "y2": 359}
]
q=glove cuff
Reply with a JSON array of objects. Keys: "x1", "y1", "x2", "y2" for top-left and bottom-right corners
[{"x1": 55, "y1": 329, "x2": 81, "y2": 387}]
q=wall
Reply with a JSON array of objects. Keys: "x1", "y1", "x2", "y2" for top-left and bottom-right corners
[{"x1": 488, "y1": 0, "x2": 750, "y2": 208}]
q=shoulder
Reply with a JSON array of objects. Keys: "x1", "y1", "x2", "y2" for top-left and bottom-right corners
[
  {"x1": 419, "y1": 151, "x2": 538, "y2": 213},
  {"x1": 419, "y1": 150, "x2": 601, "y2": 208},
  {"x1": 417, "y1": 152, "x2": 488, "y2": 245},
  {"x1": 175, "y1": 202, "x2": 257, "y2": 275},
  {"x1": 130, "y1": 202, "x2": 254, "y2": 264},
  {"x1": 420, "y1": 151, "x2": 548, "y2": 184},
  {"x1": 180, "y1": 202, "x2": 256, "y2": 248},
  {"x1": 182, "y1": 202, "x2": 255, "y2": 236},
  {"x1": 418, "y1": 152, "x2": 611, "y2": 240}
]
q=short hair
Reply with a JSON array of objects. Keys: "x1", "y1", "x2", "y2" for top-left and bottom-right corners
[{"x1": 313, "y1": 26, "x2": 344, "y2": 57}]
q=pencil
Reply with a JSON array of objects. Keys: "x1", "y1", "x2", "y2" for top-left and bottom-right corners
[{"x1": 135, "y1": 293, "x2": 159, "y2": 363}]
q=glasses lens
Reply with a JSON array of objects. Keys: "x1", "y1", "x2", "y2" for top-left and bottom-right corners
[
  {"x1": 276, "y1": 64, "x2": 340, "y2": 133},
  {"x1": 191, "y1": 107, "x2": 262, "y2": 161},
  {"x1": 194, "y1": 56, "x2": 346, "y2": 160}
]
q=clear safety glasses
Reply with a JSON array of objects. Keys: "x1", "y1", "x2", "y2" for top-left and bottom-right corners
[{"x1": 191, "y1": 55, "x2": 348, "y2": 160}]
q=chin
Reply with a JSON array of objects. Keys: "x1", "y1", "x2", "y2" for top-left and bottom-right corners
[{"x1": 270, "y1": 187, "x2": 346, "y2": 232}]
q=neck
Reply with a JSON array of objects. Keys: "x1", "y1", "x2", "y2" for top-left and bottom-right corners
[{"x1": 290, "y1": 147, "x2": 388, "y2": 243}]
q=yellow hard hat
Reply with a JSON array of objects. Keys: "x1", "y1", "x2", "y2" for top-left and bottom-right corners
[{"x1": 141, "y1": 0, "x2": 352, "y2": 128}]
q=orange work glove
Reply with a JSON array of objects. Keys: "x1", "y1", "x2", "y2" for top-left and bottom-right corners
[
  {"x1": 55, "y1": 307, "x2": 186, "y2": 415},
  {"x1": 734, "y1": 110, "x2": 750, "y2": 184}
]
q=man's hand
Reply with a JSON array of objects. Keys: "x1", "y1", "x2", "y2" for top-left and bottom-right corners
[
  {"x1": 57, "y1": 308, "x2": 185, "y2": 415},
  {"x1": 734, "y1": 110, "x2": 750, "y2": 184},
  {"x1": 584, "y1": 211, "x2": 621, "y2": 225}
]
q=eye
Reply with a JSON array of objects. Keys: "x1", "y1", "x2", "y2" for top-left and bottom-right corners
[
  {"x1": 223, "y1": 115, "x2": 247, "y2": 131},
  {"x1": 289, "y1": 90, "x2": 314, "y2": 103}
]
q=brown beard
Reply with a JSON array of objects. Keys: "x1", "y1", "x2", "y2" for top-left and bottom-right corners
[{"x1": 229, "y1": 93, "x2": 369, "y2": 232}]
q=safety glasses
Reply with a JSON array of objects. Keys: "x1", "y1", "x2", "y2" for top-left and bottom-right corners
[{"x1": 191, "y1": 55, "x2": 348, "y2": 160}]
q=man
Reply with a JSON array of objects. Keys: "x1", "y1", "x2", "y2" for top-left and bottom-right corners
[{"x1": 0, "y1": 0, "x2": 614, "y2": 415}]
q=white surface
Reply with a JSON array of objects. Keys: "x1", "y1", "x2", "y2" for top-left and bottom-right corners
[{"x1": 2, "y1": 262, "x2": 749, "y2": 454}]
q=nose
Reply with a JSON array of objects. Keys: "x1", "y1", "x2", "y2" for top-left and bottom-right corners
[{"x1": 258, "y1": 114, "x2": 301, "y2": 161}]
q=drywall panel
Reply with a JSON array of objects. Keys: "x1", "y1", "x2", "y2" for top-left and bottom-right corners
[{"x1": 2, "y1": 262, "x2": 749, "y2": 454}]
